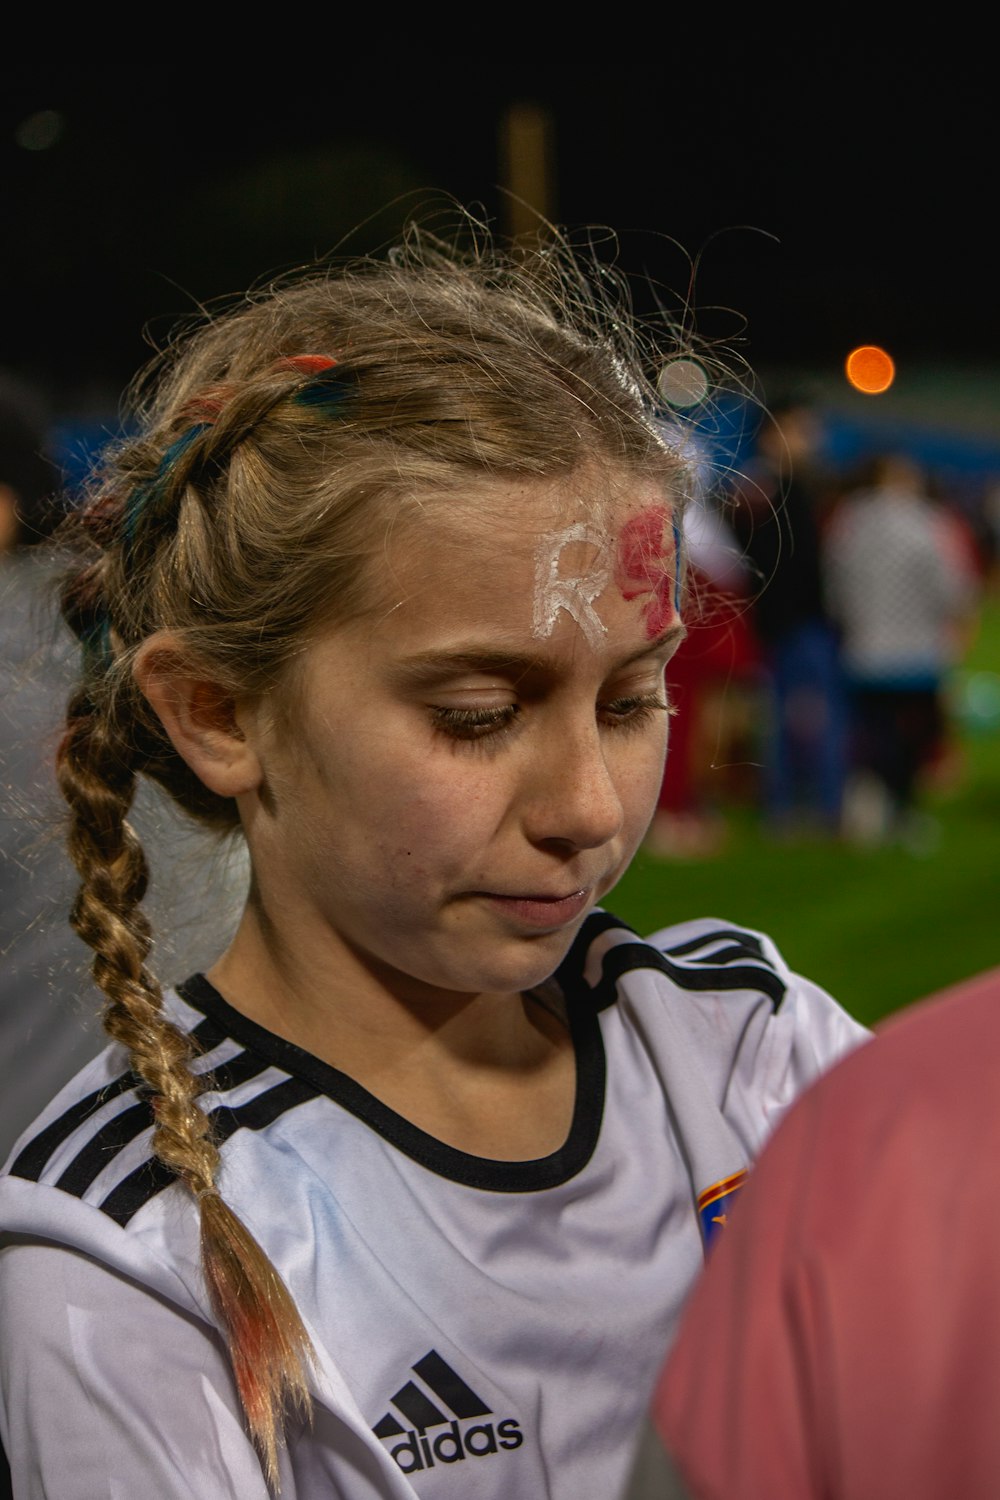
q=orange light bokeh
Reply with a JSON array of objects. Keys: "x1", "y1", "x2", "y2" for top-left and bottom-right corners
[{"x1": 845, "y1": 344, "x2": 895, "y2": 394}]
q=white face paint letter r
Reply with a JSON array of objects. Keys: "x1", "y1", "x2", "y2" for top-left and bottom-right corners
[{"x1": 532, "y1": 523, "x2": 611, "y2": 649}]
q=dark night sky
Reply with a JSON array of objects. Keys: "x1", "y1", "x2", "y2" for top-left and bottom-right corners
[{"x1": 3, "y1": 45, "x2": 997, "y2": 412}]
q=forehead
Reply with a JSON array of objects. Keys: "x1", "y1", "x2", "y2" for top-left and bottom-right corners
[{"x1": 376, "y1": 467, "x2": 678, "y2": 606}]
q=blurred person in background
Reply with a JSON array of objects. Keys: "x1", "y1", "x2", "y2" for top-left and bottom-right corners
[
  {"x1": 0, "y1": 374, "x2": 245, "y2": 1161},
  {"x1": 0, "y1": 373, "x2": 96, "y2": 1160},
  {"x1": 728, "y1": 399, "x2": 847, "y2": 839},
  {"x1": 644, "y1": 493, "x2": 758, "y2": 858},
  {"x1": 982, "y1": 481, "x2": 1000, "y2": 589},
  {"x1": 824, "y1": 454, "x2": 978, "y2": 848}
]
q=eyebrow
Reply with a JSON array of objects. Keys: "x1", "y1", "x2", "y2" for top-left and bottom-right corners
[{"x1": 391, "y1": 622, "x2": 687, "y2": 685}]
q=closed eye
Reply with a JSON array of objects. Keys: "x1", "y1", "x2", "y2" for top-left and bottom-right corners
[
  {"x1": 431, "y1": 692, "x2": 670, "y2": 745},
  {"x1": 598, "y1": 692, "x2": 671, "y2": 730},
  {"x1": 431, "y1": 704, "x2": 520, "y2": 742}
]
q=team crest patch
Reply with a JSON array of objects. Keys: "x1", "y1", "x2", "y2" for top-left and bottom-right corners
[
  {"x1": 697, "y1": 1170, "x2": 748, "y2": 1249},
  {"x1": 372, "y1": 1350, "x2": 523, "y2": 1474}
]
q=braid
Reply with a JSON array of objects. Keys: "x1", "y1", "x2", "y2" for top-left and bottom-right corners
[
  {"x1": 58, "y1": 689, "x2": 214, "y2": 1185},
  {"x1": 56, "y1": 681, "x2": 312, "y2": 1483},
  {"x1": 121, "y1": 357, "x2": 351, "y2": 579}
]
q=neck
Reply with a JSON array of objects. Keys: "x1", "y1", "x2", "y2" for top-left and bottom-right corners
[{"x1": 205, "y1": 903, "x2": 576, "y2": 1160}]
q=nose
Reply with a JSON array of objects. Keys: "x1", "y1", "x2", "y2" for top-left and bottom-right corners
[{"x1": 522, "y1": 721, "x2": 626, "y2": 853}]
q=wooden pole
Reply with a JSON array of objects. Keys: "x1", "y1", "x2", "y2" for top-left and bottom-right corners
[{"x1": 498, "y1": 102, "x2": 554, "y2": 239}]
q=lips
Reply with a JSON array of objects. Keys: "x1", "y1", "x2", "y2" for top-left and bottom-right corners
[{"x1": 479, "y1": 888, "x2": 593, "y2": 930}]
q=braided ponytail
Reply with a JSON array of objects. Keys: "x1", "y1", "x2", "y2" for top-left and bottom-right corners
[{"x1": 57, "y1": 560, "x2": 314, "y2": 1483}]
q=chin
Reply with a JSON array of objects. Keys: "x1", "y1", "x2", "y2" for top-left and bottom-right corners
[{"x1": 457, "y1": 925, "x2": 586, "y2": 997}]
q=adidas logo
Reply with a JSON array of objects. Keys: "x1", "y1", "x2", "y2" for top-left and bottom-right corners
[{"x1": 372, "y1": 1349, "x2": 524, "y2": 1474}]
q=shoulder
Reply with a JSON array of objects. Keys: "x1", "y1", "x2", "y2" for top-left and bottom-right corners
[
  {"x1": 642, "y1": 915, "x2": 796, "y2": 1005},
  {"x1": 561, "y1": 910, "x2": 867, "y2": 1152},
  {"x1": 562, "y1": 909, "x2": 830, "y2": 1017},
  {"x1": 669, "y1": 965, "x2": 1000, "y2": 1265},
  {"x1": 1, "y1": 980, "x2": 323, "y2": 1276}
]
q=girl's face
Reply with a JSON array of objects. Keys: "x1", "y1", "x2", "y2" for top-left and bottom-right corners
[{"x1": 237, "y1": 470, "x2": 685, "y2": 1008}]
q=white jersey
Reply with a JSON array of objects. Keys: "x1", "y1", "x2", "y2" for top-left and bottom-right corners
[{"x1": 0, "y1": 912, "x2": 866, "y2": 1499}]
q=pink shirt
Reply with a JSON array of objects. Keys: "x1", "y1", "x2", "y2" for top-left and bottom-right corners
[{"x1": 654, "y1": 966, "x2": 1000, "y2": 1500}]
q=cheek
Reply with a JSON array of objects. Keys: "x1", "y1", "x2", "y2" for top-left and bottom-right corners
[
  {"x1": 593, "y1": 741, "x2": 667, "y2": 893},
  {"x1": 642, "y1": 737, "x2": 670, "y2": 809},
  {"x1": 622, "y1": 721, "x2": 671, "y2": 821},
  {"x1": 354, "y1": 759, "x2": 503, "y2": 873}
]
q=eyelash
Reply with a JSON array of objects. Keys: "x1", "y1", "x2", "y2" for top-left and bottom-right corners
[{"x1": 431, "y1": 694, "x2": 670, "y2": 743}]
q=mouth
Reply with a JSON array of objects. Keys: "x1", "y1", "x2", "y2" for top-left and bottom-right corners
[{"x1": 477, "y1": 888, "x2": 593, "y2": 930}]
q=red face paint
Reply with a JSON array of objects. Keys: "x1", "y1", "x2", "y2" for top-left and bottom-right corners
[{"x1": 614, "y1": 506, "x2": 677, "y2": 638}]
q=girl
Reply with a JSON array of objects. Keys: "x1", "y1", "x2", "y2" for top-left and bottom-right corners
[{"x1": 0, "y1": 231, "x2": 865, "y2": 1499}]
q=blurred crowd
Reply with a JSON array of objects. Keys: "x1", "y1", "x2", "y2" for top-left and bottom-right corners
[{"x1": 647, "y1": 397, "x2": 991, "y2": 858}]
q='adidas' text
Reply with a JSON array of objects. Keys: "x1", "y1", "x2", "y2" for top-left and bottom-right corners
[
  {"x1": 372, "y1": 1349, "x2": 525, "y2": 1475},
  {"x1": 387, "y1": 1417, "x2": 523, "y2": 1473}
]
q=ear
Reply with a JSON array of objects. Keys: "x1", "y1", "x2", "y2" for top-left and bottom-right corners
[{"x1": 133, "y1": 633, "x2": 263, "y2": 799}]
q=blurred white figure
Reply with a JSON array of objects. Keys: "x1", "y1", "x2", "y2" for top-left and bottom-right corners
[{"x1": 824, "y1": 455, "x2": 977, "y2": 845}]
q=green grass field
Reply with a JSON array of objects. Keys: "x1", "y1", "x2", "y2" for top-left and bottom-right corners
[{"x1": 609, "y1": 594, "x2": 1000, "y2": 1029}]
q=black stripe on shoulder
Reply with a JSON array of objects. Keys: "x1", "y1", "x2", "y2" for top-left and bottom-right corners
[
  {"x1": 662, "y1": 927, "x2": 768, "y2": 963},
  {"x1": 100, "y1": 1076, "x2": 320, "y2": 1226},
  {"x1": 8, "y1": 1013, "x2": 226, "y2": 1187},
  {"x1": 590, "y1": 939, "x2": 788, "y2": 1011},
  {"x1": 55, "y1": 1099, "x2": 154, "y2": 1197},
  {"x1": 10, "y1": 1072, "x2": 139, "y2": 1184},
  {"x1": 48, "y1": 1048, "x2": 278, "y2": 1200},
  {"x1": 556, "y1": 909, "x2": 637, "y2": 992}
]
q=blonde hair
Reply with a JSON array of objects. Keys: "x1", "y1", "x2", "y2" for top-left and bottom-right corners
[{"x1": 56, "y1": 225, "x2": 694, "y2": 1482}]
